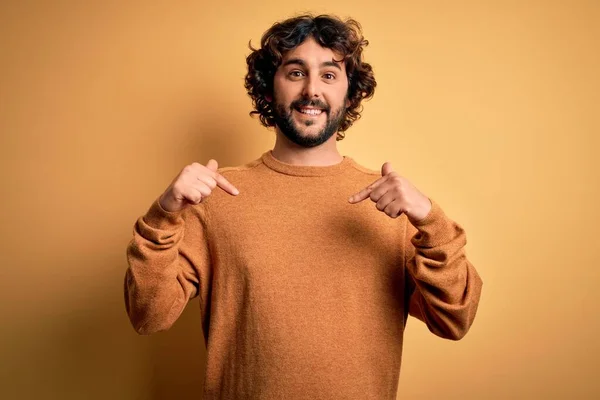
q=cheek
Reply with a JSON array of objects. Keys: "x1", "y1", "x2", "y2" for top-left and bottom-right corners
[
  {"x1": 272, "y1": 74, "x2": 299, "y2": 103},
  {"x1": 327, "y1": 84, "x2": 350, "y2": 109},
  {"x1": 329, "y1": 95, "x2": 348, "y2": 111}
]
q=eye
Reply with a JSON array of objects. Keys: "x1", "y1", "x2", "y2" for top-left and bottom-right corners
[
  {"x1": 323, "y1": 73, "x2": 336, "y2": 80},
  {"x1": 289, "y1": 70, "x2": 305, "y2": 78}
]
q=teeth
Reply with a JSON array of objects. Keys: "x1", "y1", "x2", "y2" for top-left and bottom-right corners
[{"x1": 299, "y1": 108, "x2": 322, "y2": 115}]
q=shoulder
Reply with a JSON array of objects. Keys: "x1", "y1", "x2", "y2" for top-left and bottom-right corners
[
  {"x1": 346, "y1": 157, "x2": 381, "y2": 182},
  {"x1": 217, "y1": 157, "x2": 263, "y2": 177},
  {"x1": 348, "y1": 161, "x2": 380, "y2": 177}
]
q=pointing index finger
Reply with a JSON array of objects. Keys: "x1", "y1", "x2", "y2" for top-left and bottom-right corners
[
  {"x1": 348, "y1": 175, "x2": 388, "y2": 203},
  {"x1": 214, "y1": 173, "x2": 240, "y2": 196}
]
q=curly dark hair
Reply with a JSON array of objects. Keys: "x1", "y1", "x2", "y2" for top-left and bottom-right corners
[{"x1": 244, "y1": 14, "x2": 376, "y2": 140}]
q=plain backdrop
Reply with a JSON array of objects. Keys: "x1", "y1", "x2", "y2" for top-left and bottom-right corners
[{"x1": 1, "y1": 1, "x2": 599, "y2": 399}]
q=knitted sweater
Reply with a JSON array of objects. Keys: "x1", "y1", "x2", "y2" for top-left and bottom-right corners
[{"x1": 124, "y1": 150, "x2": 483, "y2": 399}]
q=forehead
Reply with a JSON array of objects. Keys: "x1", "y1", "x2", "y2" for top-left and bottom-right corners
[{"x1": 280, "y1": 36, "x2": 345, "y2": 69}]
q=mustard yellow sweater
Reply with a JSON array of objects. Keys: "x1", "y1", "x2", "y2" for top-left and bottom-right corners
[{"x1": 124, "y1": 150, "x2": 483, "y2": 399}]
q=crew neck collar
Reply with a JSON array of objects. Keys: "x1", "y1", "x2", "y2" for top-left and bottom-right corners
[{"x1": 261, "y1": 150, "x2": 353, "y2": 177}]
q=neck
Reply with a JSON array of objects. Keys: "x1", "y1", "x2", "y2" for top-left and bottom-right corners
[{"x1": 271, "y1": 128, "x2": 343, "y2": 166}]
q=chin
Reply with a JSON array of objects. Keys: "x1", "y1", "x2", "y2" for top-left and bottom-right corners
[
  {"x1": 299, "y1": 126, "x2": 322, "y2": 135},
  {"x1": 296, "y1": 121, "x2": 325, "y2": 133}
]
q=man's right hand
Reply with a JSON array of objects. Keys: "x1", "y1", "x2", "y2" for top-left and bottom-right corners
[{"x1": 159, "y1": 159, "x2": 239, "y2": 212}]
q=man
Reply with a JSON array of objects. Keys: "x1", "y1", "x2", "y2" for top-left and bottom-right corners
[{"x1": 124, "y1": 14, "x2": 483, "y2": 399}]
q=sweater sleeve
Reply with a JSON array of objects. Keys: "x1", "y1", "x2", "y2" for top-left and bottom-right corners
[
  {"x1": 404, "y1": 198, "x2": 483, "y2": 340},
  {"x1": 124, "y1": 197, "x2": 211, "y2": 335}
]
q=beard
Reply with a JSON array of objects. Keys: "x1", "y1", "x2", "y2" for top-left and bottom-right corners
[{"x1": 272, "y1": 97, "x2": 346, "y2": 148}]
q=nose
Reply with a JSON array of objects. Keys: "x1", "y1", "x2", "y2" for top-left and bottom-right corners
[{"x1": 301, "y1": 73, "x2": 320, "y2": 99}]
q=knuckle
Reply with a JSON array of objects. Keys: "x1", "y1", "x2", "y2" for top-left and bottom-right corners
[
  {"x1": 199, "y1": 185, "x2": 212, "y2": 196},
  {"x1": 183, "y1": 164, "x2": 200, "y2": 175},
  {"x1": 172, "y1": 182, "x2": 185, "y2": 194}
]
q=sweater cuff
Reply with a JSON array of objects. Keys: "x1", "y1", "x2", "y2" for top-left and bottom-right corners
[
  {"x1": 410, "y1": 198, "x2": 441, "y2": 226},
  {"x1": 409, "y1": 199, "x2": 461, "y2": 247},
  {"x1": 142, "y1": 197, "x2": 184, "y2": 230}
]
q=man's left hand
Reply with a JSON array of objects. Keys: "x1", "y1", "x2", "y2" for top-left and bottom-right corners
[{"x1": 348, "y1": 162, "x2": 432, "y2": 223}]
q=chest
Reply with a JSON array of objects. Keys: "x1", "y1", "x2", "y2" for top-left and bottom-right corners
[{"x1": 206, "y1": 183, "x2": 406, "y2": 285}]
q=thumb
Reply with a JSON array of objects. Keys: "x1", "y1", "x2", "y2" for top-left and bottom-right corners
[
  {"x1": 382, "y1": 161, "x2": 394, "y2": 176},
  {"x1": 206, "y1": 159, "x2": 218, "y2": 172}
]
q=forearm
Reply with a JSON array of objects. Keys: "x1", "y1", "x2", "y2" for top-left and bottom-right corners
[
  {"x1": 405, "y1": 199, "x2": 483, "y2": 340},
  {"x1": 124, "y1": 198, "x2": 204, "y2": 335}
]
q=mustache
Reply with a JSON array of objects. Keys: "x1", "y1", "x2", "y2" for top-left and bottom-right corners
[{"x1": 291, "y1": 98, "x2": 330, "y2": 111}]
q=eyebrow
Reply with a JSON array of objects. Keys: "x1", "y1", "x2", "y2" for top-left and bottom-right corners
[{"x1": 281, "y1": 58, "x2": 342, "y2": 71}]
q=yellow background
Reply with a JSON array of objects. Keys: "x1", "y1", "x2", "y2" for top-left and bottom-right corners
[{"x1": 1, "y1": 1, "x2": 598, "y2": 399}]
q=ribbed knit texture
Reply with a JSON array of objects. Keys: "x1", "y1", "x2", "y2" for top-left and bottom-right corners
[{"x1": 124, "y1": 150, "x2": 483, "y2": 399}]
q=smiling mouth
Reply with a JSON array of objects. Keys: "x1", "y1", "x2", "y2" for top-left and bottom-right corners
[{"x1": 294, "y1": 107, "x2": 324, "y2": 116}]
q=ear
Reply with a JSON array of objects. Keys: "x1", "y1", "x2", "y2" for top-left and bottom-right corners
[
  {"x1": 265, "y1": 94, "x2": 272, "y2": 102},
  {"x1": 345, "y1": 98, "x2": 351, "y2": 108}
]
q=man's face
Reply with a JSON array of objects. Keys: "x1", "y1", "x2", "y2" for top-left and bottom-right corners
[{"x1": 271, "y1": 36, "x2": 350, "y2": 148}]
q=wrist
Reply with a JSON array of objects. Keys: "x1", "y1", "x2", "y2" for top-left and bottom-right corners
[{"x1": 408, "y1": 197, "x2": 432, "y2": 223}]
